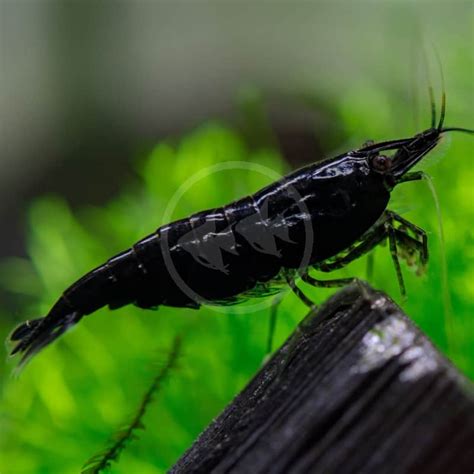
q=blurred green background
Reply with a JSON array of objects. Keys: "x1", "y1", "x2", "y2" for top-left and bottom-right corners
[{"x1": 0, "y1": 2, "x2": 473, "y2": 473}]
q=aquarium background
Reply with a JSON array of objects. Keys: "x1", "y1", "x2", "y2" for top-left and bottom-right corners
[{"x1": 0, "y1": 2, "x2": 473, "y2": 473}]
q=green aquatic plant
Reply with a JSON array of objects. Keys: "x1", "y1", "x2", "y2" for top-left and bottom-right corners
[
  {"x1": 0, "y1": 114, "x2": 472, "y2": 473},
  {"x1": 82, "y1": 337, "x2": 181, "y2": 474}
]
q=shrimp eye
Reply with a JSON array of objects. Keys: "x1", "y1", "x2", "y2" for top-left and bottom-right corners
[{"x1": 371, "y1": 154, "x2": 392, "y2": 173}]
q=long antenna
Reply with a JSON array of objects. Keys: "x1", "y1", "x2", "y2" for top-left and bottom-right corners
[
  {"x1": 421, "y1": 45, "x2": 437, "y2": 129},
  {"x1": 432, "y1": 45, "x2": 447, "y2": 130},
  {"x1": 438, "y1": 91, "x2": 446, "y2": 130},
  {"x1": 441, "y1": 127, "x2": 474, "y2": 134},
  {"x1": 428, "y1": 85, "x2": 437, "y2": 129}
]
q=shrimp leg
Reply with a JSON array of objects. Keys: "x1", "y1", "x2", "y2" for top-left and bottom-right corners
[{"x1": 315, "y1": 211, "x2": 428, "y2": 297}]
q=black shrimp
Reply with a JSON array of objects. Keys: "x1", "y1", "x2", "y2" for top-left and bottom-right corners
[{"x1": 9, "y1": 91, "x2": 473, "y2": 366}]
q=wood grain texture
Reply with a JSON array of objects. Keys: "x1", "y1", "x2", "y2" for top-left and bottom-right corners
[{"x1": 171, "y1": 283, "x2": 474, "y2": 474}]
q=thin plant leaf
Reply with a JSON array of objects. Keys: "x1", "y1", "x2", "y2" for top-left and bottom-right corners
[{"x1": 81, "y1": 336, "x2": 182, "y2": 474}]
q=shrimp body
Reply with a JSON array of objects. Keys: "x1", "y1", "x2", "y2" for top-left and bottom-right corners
[{"x1": 49, "y1": 154, "x2": 389, "y2": 314}]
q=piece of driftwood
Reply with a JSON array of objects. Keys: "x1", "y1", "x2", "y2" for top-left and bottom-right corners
[{"x1": 171, "y1": 283, "x2": 474, "y2": 474}]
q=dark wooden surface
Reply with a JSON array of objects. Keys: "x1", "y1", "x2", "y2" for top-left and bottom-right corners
[{"x1": 171, "y1": 283, "x2": 474, "y2": 474}]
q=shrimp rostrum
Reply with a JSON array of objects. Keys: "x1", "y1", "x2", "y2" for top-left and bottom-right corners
[{"x1": 9, "y1": 92, "x2": 473, "y2": 366}]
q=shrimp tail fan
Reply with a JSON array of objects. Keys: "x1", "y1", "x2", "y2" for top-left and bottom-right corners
[{"x1": 9, "y1": 312, "x2": 83, "y2": 368}]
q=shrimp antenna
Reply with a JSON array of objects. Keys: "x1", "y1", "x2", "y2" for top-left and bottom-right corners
[
  {"x1": 421, "y1": 45, "x2": 437, "y2": 129},
  {"x1": 428, "y1": 84, "x2": 437, "y2": 129},
  {"x1": 437, "y1": 88, "x2": 446, "y2": 130},
  {"x1": 432, "y1": 47, "x2": 474, "y2": 134},
  {"x1": 441, "y1": 127, "x2": 474, "y2": 135},
  {"x1": 433, "y1": 47, "x2": 447, "y2": 130}
]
